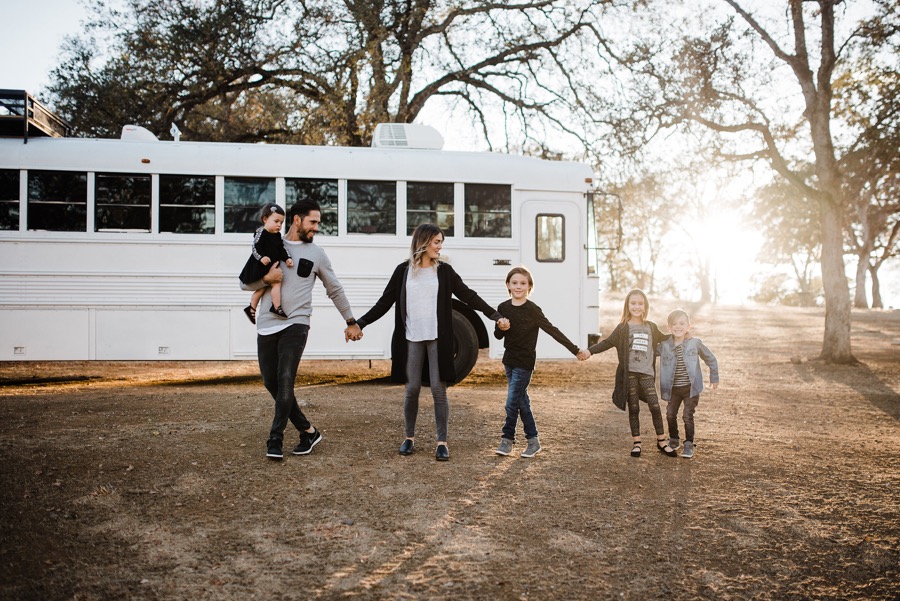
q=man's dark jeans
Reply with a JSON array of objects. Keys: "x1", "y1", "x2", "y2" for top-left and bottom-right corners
[{"x1": 258, "y1": 324, "x2": 310, "y2": 445}]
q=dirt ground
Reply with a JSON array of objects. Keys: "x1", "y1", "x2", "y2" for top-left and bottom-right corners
[{"x1": 1, "y1": 298, "x2": 898, "y2": 601}]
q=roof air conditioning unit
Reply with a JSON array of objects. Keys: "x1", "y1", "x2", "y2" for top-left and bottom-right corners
[
  {"x1": 372, "y1": 123, "x2": 443, "y2": 150},
  {"x1": 120, "y1": 125, "x2": 159, "y2": 142}
]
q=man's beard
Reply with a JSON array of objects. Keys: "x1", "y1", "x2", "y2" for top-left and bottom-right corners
[{"x1": 299, "y1": 228, "x2": 315, "y2": 243}]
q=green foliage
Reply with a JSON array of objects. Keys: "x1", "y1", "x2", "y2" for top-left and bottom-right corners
[
  {"x1": 604, "y1": 171, "x2": 676, "y2": 294},
  {"x1": 834, "y1": 0, "x2": 900, "y2": 307},
  {"x1": 47, "y1": 0, "x2": 600, "y2": 145},
  {"x1": 750, "y1": 174, "x2": 822, "y2": 307}
]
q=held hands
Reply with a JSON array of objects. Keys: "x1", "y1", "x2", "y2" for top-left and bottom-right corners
[
  {"x1": 496, "y1": 318, "x2": 511, "y2": 331},
  {"x1": 344, "y1": 324, "x2": 363, "y2": 343},
  {"x1": 576, "y1": 349, "x2": 591, "y2": 361},
  {"x1": 261, "y1": 256, "x2": 271, "y2": 266}
]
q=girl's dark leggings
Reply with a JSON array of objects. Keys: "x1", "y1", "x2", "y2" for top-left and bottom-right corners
[{"x1": 627, "y1": 372, "x2": 664, "y2": 438}]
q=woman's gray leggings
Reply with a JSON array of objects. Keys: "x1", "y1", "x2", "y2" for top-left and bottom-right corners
[{"x1": 404, "y1": 339, "x2": 449, "y2": 441}]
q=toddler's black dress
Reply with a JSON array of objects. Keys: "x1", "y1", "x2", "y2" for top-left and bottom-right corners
[{"x1": 239, "y1": 228, "x2": 291, "y2": 285}]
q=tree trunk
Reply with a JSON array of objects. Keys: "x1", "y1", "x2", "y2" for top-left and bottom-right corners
[
  {"x1": 698, "y1": 255, "x2": 711, "y2": 303},
  {"x1": 817, "y1": 198, "x2": 855, "y2": 362},
  {"x1": 853, "y1": 252, "x2": 870, "y2": 308},
  {"x1": 606, "y1": 260, "x2": 619, "y2": 292},
  {"x1": 869, "y1": 264, "x2": 884, "y2": 309}
]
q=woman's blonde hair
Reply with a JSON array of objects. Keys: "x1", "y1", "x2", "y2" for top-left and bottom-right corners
[
  {"x1": 409, "y1": 223, "x2": 444, "y2": 271},
  {"x1": 620, "y1": 288, "x2": 650, "y2": 324}
]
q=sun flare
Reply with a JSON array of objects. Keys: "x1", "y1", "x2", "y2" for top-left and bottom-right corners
[{"x1": 687, "y1": 210, "x2": 765, "y2": 303}]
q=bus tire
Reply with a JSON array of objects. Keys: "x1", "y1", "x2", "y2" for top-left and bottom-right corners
[{"x1": 452, "y1": 310, "x2": 479, "y2": 384}]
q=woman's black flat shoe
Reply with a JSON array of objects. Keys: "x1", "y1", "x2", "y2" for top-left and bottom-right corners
[
  {"x1": 399, "y1": 439, "x2": 414, "y2": 455},
  {"x1": 435, "y1": 444, "x2": 449, "y2": 461}
]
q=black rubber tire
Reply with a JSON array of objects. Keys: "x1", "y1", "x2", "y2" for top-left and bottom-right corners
[{"x1": 451, "y1": 310, "x2": 479, "y2": 384}]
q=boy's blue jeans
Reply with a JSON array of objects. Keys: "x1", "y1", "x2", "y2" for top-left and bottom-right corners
[{"x1": 502, "y1": 365, "x2": 537, "y2": 440}]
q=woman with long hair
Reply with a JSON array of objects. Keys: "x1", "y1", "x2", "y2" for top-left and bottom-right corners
[{"x1": 355, "y1": 223, "x2": 508, "y2": 461}]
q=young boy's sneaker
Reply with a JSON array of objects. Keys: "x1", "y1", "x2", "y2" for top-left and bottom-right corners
[
  {"x1": 495, "y1": 437, "x2": 514, "y2": 456},
  {"x1": 266, "y1": 441, "x2": 283, "y2": 460},
  {"x1": 292, "y1": 427, "x2": 323, "y2": 455},
  {"x1": 520, "y1": 436, "x2": 541, "y2": 458},
  {"x1": 681, "y1": 441, "x2": 695, "y2": 458},
  {"x1": 667, "y1": 437, "x2": 680, "y2": 450}
]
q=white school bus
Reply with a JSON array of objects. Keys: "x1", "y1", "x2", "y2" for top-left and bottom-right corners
[{"x1": 0, "y1": 123, "x2": 603, "y2": 381}]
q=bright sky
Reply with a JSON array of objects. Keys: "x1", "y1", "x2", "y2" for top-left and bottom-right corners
[
  {"x1": 2, "y1": 0, "x2": 897, "y2": 309},
  {"x1": 0, "y1": 0, "x2": 87, "y2": 95}
]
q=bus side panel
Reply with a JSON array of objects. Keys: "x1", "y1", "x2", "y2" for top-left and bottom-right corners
[
  {"x1": 95, "y1": 309, "x2": 231, "y2": 360},
  {"x1": 0, "y1": 310, "x2": 91, "y2": 360},
  {"x1": 300, "y1": 300, "x2": 393, "y2": 360}
]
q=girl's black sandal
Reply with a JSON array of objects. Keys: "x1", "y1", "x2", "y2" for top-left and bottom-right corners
[
  {"x1": 630, "y1": 442, "x2": 642, "y2": 457},
  {"x1": 657, "y1": 440, "x2": 677, "y2": 457},
  {"x1": 243, "y1": 305, "x2": 256, "y2": 324}
]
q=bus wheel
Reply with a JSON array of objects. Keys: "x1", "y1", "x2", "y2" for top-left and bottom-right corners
[{"x1": 452, "y1": 310, "x2": 479, "y2": 383}]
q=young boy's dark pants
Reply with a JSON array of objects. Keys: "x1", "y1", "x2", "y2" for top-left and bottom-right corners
[{"x1": 666, "y1": 384, "x2": 699, "y2": 443}]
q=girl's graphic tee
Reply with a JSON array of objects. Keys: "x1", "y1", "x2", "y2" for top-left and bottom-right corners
[{"x1": 628, "y1": 323, "x2": 654, "y2": 376}]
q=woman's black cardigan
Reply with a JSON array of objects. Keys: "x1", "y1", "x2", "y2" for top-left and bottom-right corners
[
  {"x1": 586, "y1": 320, "x2": 666, "y2": 410},
  {"x1": 357, "y1": 261, "x2": 502, "y2": 384}
]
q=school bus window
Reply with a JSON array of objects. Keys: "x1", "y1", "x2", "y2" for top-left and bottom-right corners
[
  {"x1": 286, "y1": 178, "x2": 338, "y2": 236},
  {"x1": 0, "y1": 169, "x2": 19, "y2": 230},
  {"x1": 465, "y1": 183, "x2": 511, "y2": 238},
  {"x1": 95, "y1": 173, "x2": 152, "y2": 232},
  {"x1": 159, "y1": 175, "x2": 215, "y2": 234},
  {"x1": 27, "y1": 170, "x2": 88, "y2": 232},
  {"x1": 225, "y1": 177, "x2": 276, "y2": 233},
  {"x1": 536, "y1": 214, "x2": 564, "y2": 262},
  {"x1": 407, "y1": 182, "x2": 454, "y2": 235},
  {"x1": 347, "y1": 180, "x2": 396, "y2": 234}
]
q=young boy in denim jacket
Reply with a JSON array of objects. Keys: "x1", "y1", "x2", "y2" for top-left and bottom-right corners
[{"x1": 658, "y1": 309, "x2": 719, "y2": 458}]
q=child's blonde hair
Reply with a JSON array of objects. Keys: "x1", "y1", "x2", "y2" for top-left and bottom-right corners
[
  {"x1": 620, "y1": 289, "x2": 650, "y2": 324},
  {"x1": 667, "y1": 308, "x2": 691, "y2": 326},
  {"x1": 505, "y1": 266, "x2": 534, "y2": 296}
]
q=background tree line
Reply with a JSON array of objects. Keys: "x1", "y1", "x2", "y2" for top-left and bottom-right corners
[{"x1": 45, "y1": 0, "x2": 899, "y2": 363}]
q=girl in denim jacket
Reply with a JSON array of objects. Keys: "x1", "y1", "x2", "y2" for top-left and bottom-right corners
[
  {"x1": 580, "y1": 289, "x2": 676, "y2": 458},
  {"x1": 658, "y1": 309, "x2": 719, "y2": 459}
]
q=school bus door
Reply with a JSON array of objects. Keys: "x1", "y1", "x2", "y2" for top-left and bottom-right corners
[{"x1": 520, "y1": 199, "x2": 583, "y2": 359}]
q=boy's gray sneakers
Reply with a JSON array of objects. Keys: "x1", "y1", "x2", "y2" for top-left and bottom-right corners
[
  {"x1": 495, "y1": 437, "x2": 514, "y2": 456},
  {"x1": 668, "y1": 438, "x2": 680, "y2": 450},
  {"x1": 520, "y1": 437, "x2": 542, "y2": 458},
  {"x1": 681, "y1": 441, "x2": 694, "y2": 458}
]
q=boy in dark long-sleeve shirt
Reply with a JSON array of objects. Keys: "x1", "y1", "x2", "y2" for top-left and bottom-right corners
[{"x1": 493, "y1": 267, "x2": 584, "y2": 458}]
